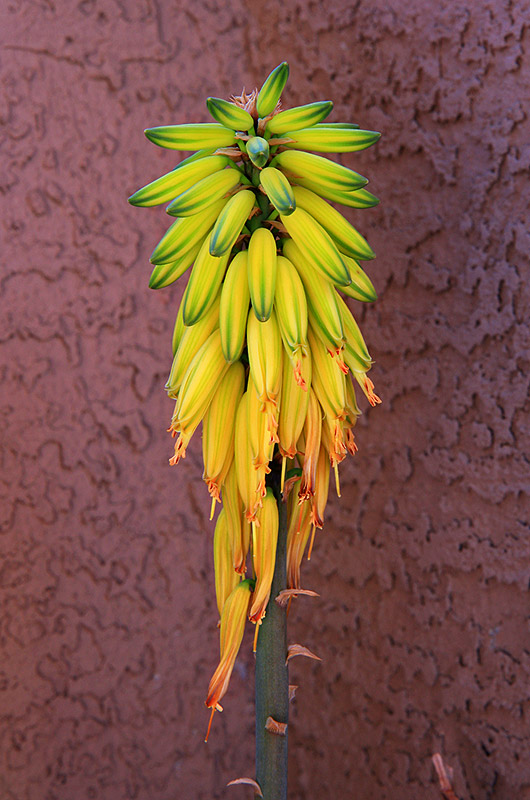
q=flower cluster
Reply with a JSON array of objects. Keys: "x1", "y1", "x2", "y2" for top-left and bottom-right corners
[{"x1": 129, "y1": 62, "x2": 381, "y2": 736}]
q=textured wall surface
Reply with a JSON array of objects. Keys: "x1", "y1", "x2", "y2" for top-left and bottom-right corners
[{"x1": 1, "y1": 1, "x2": 529, "y2": 798}]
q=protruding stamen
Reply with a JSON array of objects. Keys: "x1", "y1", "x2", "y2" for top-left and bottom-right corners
[
  {"x1": 293, "y1": 359, "x2": 308, "y2": 391},
  {"x1": 169, "y1": 432, "x2": 191, "y2": 465},
  {"x1": 253, "y1": 622, "x2": 260, "y2": 653},
  {"x1": 307, "y1": 524, "x2": 317, "y2": 561},
  {"x1": 281, "y1": 456, "x2": 287, "y2": 494},
  {"x1": 209, "y1": 497, "x2": 217, "y2": 521},
  {"x1": 296, "y1": 501, "x2": 305, "y2": 534},
  {"x1": 334, "y1": 463, "x2": 341, "y2": 498},
  {"x1": 205, "y1": 707, "x2": 216, "y2": 743}
]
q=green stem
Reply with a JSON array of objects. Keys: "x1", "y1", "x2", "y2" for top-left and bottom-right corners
[{"x1": 255, "y1": 486, "x2": 289, "y2": 800}]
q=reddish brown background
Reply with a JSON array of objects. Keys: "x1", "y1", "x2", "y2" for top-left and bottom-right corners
[{"x1": 1, "y1": 1, "x2": 529, "y2": 798}]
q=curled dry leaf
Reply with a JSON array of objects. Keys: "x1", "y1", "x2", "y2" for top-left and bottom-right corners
[
  {"x1": 265, "y1": 716, "x2": 288, "y2": 736},
  {"x1": 276, "y1": 589, "x2": 320, "y2": 607},
  {"x1": 214, "y1": 147, "x2": 245, "y2": 159},
  {"x1": 288, "y1": 684, "x2": 298, "y2": 702},
  {"x1": 432, "y1": 753, "x2": 460, "y2": 800},
  {"x1": 286, "y1": 643, "x2": 322, "y2": 664},
  {"x1": 281, "y1": 475, "x2": 299, "y2": 502},
  {"x1": 227, "y1": 777, "x2": 263, "y2": 797}
]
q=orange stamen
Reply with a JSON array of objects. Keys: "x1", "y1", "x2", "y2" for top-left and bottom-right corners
[
  {"x1": 169, "y1": 434, "x2": 187, "y2": 466},
  {"x1": 253, "y1": 623, "x2": 260, "y2": 653},
  {"x1": 293, "y1": 359, "x2": 308, "y2": 391},
  {"x1": 205, "y1": 707, "x2": 216, "y2": 743},
  {"x1": 334, "y1": 463, "x2": 341, "y2": 498},
  {"x1": 345, "y1": 428, "x2": 358, "y2": 455},
  {"x1": 307, "y1": 524, "x2": 317, "y2": 561},
  {"x1": 296, "y1": 501, "x2": 305, "y2": 534}
]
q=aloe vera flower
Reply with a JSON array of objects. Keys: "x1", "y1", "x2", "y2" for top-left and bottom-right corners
[{"x1": 128, "y1": 60, "x2": 381, "y2": 735}]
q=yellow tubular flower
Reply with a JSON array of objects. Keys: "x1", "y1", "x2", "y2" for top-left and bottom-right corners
[
  {"x1": 248, "y1": 227, "x2": 278, "y2": 322},
  {"x1": 311, "y1": 444, "x2": 330, "y2": 529},
  {"x1": 182, "y1": 237, "x2": 231, "y2": 326},
  {"x1": 202, "y1": 361, "x2": 245, "y2": 502},
  {"x1": 335, "y1": 291, "x2": 372, "y2": 365},
  {"x1": 233, "y1": 391, "x2": 266, "y2": 523},
  {"x1": 171, "y1": 300, "x2": 185, "y2": 357},
  {"x1": 344, "y1": 374, "x2": 362, "y2": 426},
  {"x1": 299, "y1": 389, "x2": 322, "y2": 502},
  {"x1": 166, "y1": 293, "x2": 221, "y2": 398},
  {"x1": 169, "y1": 329, "x2": 229, "y2": 464},
  {"x1": 307, "y1": 327, "x2": 346, "y2": 421},
  {"x1": 286, "y1": 485, "x2": 312, "y2": 590},
  {"x1": 150, "y1": 198, "x2": 227, "y2": 265},
  {"x1": 283, "y1": 238, "x2": 345, "y2": 358},
  {"x1": 213, "y1": 508, "x2": 241, "y2": 618},
  {"x1": 149, "y1": 240, "x2": 201, "y2": 290},
  {"x1": 247, "y1": 309, "x2": 283, "y2": 445},
  {"x1": 219, "y1": 251, "x2": 250, "y2": 363},
  {"x1": 249, "y1": 488, "x2": 279, "y2": 625},
  {"x1": 321, "y1": 412, "x2": 347, "y2": 468},
  {"x1": 353, "y1": 370, "x2": 382, "y2": 407},
  {"x1": 205, "y1": 579, "x2": 252, "y2": 738},
  {"x1": 278, "y1": 350, "x2": 311, "y2": 459},
  {"x1": 221, "y1": 460, "x2": 248, "y2": 574},
  {"x1": 128, "y1": 153, "x2": 231, "y2": 207},
  {"x1": 247, "y1": 382, "x2": 275, "y2": 471},
  {"x1": 274, "y1": 255, "x2": 309, "y2": 382}
]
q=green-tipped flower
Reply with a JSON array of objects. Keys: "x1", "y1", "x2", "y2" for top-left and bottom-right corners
[
  {"x1": 128, "y1": 154, "x2": 231, "y2": 207},
  {"x1": 182, "y1": 236, "x2": 230, "y2": 326},
  {"x1": 260, "y1": 167, "x2": 296, "y2": 216},
  {"x1": 145, "y1": 123, "x2": 237, "y2": 150},
  {"x1": 209, "y1": 190, "x2": 256, "y2": 256},
  {"x1": 267, "y1": 101, "x2": 333, "y2": 134},
  {"x1": 150, "y1": 198, "x2": 226, "y2": 265},
  {"x1": 292, "y1": 185, "x2": 375, "y2": 261},
  {"x1": 272, "y1": 149, "x2": 368, "y2": 192},
  {"x1": 282, "y1": 126, "x2": 381, "y2": 153},
  {"x1": 206, "y1": 97, "x2": 254, "y2": 131},
  {"x1": 283, "y1": 239, "x2": 345, "y2": 355},
  {"x1": 166, "y1": 293, "x2": 221, "y2": 397},
  {"x1": 256, "y1": 62, "x2": 289, "y2": 117},
  {"x1": 281, "y1": 208, "x2": 351, "y2": 286},
  {"x1": 274, "y1": 255, "x2": 308, "y2": 375},
  {"x1": 247, "y1": 227, "x2": 278, "y2": 321},
  {"x1": 219, "y1": 251, "x2": 250, "y2": 363},
  {"x1": 149, "y1": 242, "x2": 201, "y2": 290},
  {"x1": 166, "y1": 168, "x2": 241, "y2": 217}
]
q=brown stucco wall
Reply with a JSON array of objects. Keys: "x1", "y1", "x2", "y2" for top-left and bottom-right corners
[{"x1": 1, "y1": 1, "x2": 528, "y2": 798}]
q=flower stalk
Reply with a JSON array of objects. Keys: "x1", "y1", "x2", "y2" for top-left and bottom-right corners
[{"x1": 255, "y1": 474, "x2": 289, "y2": 800}]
